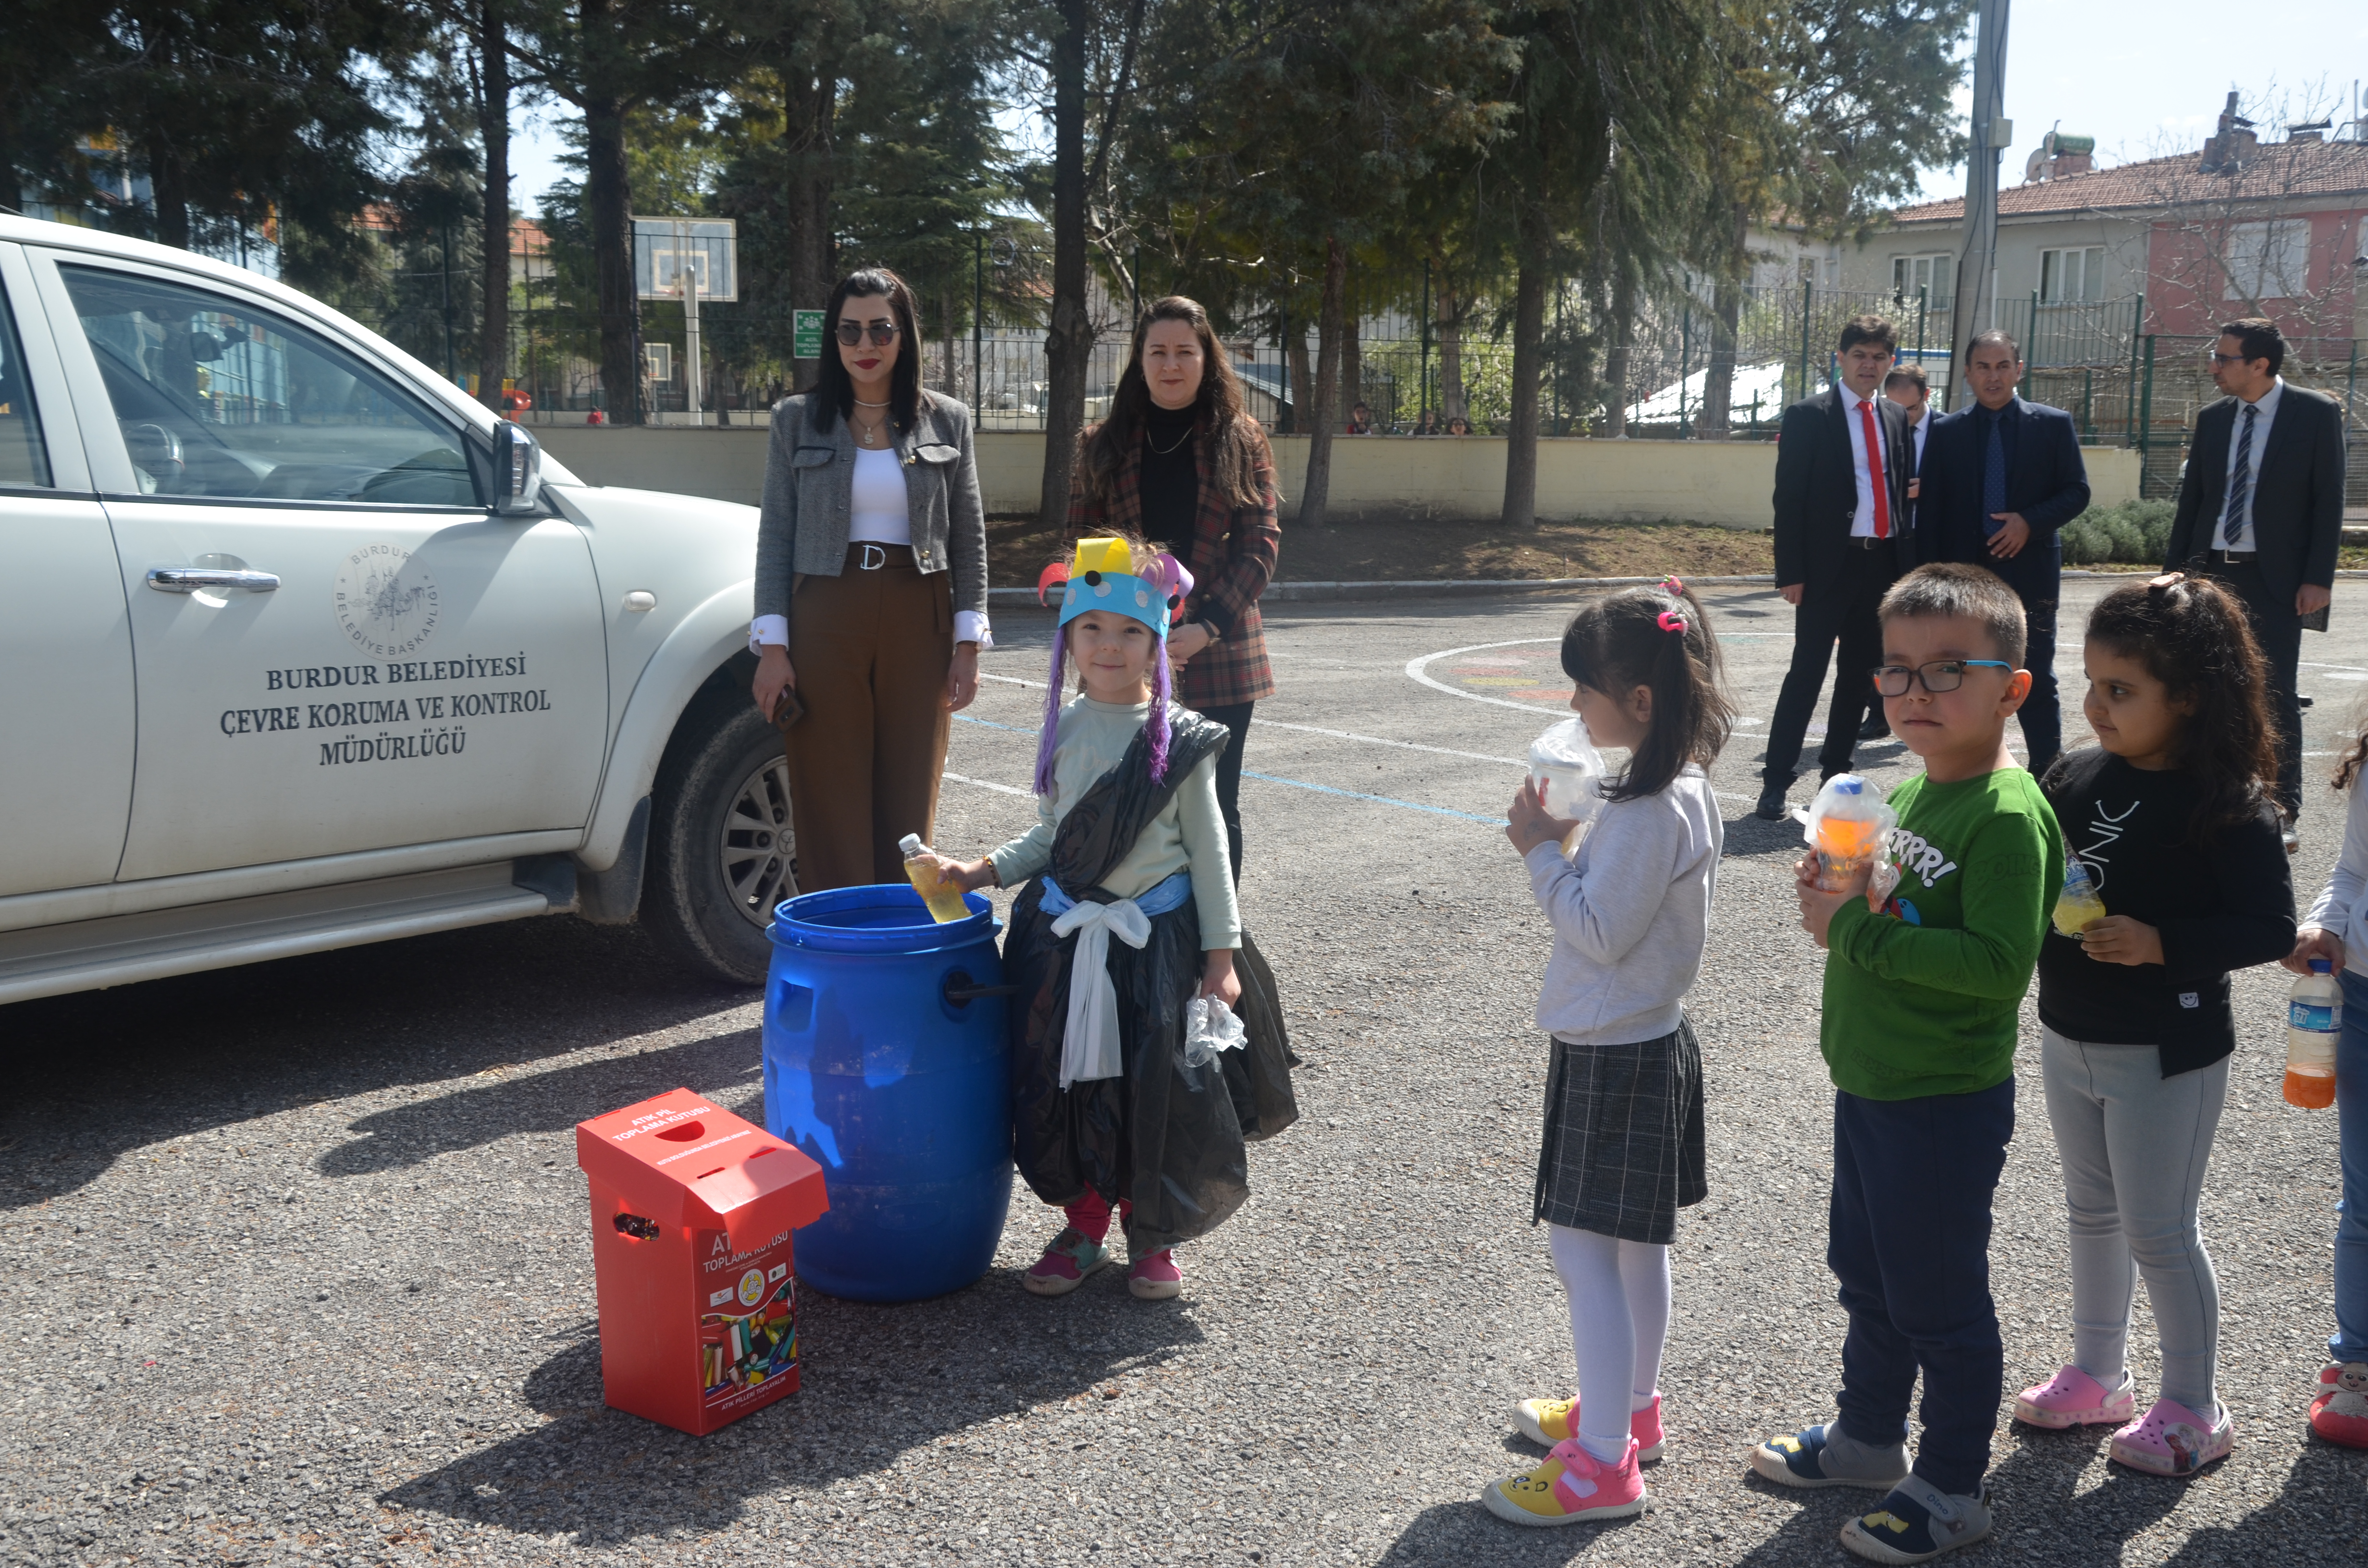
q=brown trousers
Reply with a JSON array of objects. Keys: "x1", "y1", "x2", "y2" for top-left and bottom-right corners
[{"x1": 781, "y1": 544, "x2": 953, "y2": 891}]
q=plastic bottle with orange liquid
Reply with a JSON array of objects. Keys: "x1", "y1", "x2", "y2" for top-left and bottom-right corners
[
  {"x1": 897, "y1": 833, "x2": 972, "y2": 924},
  {"x1": 1807, "y1": 775, "x2": 1895, "y2": 892},
  {"x1": 2286, "y1": 958, "x2": 2341, "y2": 1109}
]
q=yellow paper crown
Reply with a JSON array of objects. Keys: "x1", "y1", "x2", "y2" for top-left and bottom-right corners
[{"x1": 1071, "y1": 537, "x2": 1136, "y2": 577}]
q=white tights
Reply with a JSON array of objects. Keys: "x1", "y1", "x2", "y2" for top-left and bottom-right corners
[{"x1": 1548, "y1": 1224, "x2": 1671, "y2": 1464}]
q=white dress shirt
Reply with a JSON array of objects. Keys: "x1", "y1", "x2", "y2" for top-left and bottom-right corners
[
  {"x1": 2212, "y1": 375, "x2": 2284, "y2": 552},
  {"x1": 750, "y1": 445, "x2": 991, "y2": 651},
  {"x1": 1843, "y1": 386, "x2": 1894, "y2": 538},
  {"x1": 1907, "y1": 406, "x2": 1930, "y2": 471}
]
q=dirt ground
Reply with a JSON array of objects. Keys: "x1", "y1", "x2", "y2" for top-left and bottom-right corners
[{"x1": 988, "y1": 514, "x2": 1779, "y2": 584}]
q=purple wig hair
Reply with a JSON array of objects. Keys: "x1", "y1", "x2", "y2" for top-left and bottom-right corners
[{"x1": 1031, "y1": 551, "x2": 1196, "y2": 796}]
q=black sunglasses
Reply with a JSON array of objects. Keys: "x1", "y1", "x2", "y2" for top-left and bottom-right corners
[
  {"x1": 1871, "y1": 659, "x2": 2011, "y2": 697},
  {"x1": 836, "y1": 320, "x2": 900, "y2": 347}
]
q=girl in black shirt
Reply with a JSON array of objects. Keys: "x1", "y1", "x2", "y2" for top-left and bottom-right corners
[{"x1": 2013, "y1": 574, "x2": 2293, "y2": 1478}]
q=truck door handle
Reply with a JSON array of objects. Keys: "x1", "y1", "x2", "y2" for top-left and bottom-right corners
[{"x1": 147, "y1": 567, "x2": 280, "y2": 593}]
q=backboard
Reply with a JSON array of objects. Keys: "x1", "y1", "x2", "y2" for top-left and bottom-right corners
[{"x1": 632, "y1": 217, "x2": 738, "y2": 302}]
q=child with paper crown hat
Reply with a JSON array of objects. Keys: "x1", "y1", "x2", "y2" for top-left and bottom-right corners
[{"x1": 924, "y1": 536, "x2": 1295, "y2": 1299}]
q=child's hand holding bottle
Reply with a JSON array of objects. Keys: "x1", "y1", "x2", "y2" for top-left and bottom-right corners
[
  {"x1": 2284, "y1": 927, "x2": 2347, "y2": 976},
  {"x1": 1794, "y1": 849, "x2": 1881, "y2": 949},
  {"x1": 1505, "y1": 777, "x2": 1581, "y2": 857}
]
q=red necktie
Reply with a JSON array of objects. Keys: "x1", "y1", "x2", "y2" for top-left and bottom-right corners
[{"x1": 1859, "y1": 399, "x2": 1890, "y2": 539}]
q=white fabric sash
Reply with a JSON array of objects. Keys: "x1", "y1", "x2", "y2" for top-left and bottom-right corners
[{"x1": 1049, "y1": 897, "x2": 1153, "y2": 1088}]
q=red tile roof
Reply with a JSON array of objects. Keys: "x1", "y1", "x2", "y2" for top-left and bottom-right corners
[{"x1": 1893, "y1": 140, "x2": 2368, "y2": 224}]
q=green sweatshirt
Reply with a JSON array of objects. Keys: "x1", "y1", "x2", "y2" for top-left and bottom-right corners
[{"x1": 1822, "y1": 766, "x2": 2060, "y2": 1100}]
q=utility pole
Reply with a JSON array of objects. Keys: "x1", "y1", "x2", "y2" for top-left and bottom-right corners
[{"x1": 1946, "y1": 0, "x2": 2010, "y2": 413}]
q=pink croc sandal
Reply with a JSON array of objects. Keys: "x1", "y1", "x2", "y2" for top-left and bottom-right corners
[
  {"x1": 2013, "y1": 1364, "x2": 2136, "y2": 1429},
  {"x1": 2109, "y1": 1397, "x2": 2233, "y2": 1476}
]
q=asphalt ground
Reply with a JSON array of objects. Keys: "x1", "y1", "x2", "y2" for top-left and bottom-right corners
[{"x1": 7, "y1": 577, "x2": 2368, "y2": 1568}]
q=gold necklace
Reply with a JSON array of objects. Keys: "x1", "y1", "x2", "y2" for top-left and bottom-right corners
[
  {"x1": 852, "y1": 410, "x2": 888, "y2": 447},
  {"x1": 1146, "y1": 421, "x2": 1193, "y2": 456}
]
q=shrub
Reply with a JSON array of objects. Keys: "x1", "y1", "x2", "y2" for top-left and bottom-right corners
[{"x1": 2059, "y1": 499, "x2": 2173, "y2": 566}]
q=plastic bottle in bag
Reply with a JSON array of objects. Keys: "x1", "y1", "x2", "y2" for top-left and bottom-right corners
[
  {"x1": 897, "y1": 833, "x2": 971, "y2": 923},
  {"x1": 2285, "y1": 959, "x2": 2341, "y2": 1109},
  {"x1": 2052, "y1": 855, "x2": 2107, "y2": 937},
  {"x1": 1528, "y1": 717, "x2": 1606, "y2": 857},
  {"x1": 1804, "y1": 774, "x2": 1897, "y2": 893}
]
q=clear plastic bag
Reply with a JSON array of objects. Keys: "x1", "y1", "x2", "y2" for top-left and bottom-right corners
[
  {"x1": 1528, "y1": 717, "x2": 1606, "y2": 856},
  {"x1": 1801, "y1": 772, "x2": 1899, "y2": 892},
  {"x1": 1183, "y1": 995, "x2": 1248, "y2": 1068}
]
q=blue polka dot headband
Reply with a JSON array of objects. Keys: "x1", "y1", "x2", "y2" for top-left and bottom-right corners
[{"x1": 1036, "y1": 537, "x2": 1194, "y2": 640}]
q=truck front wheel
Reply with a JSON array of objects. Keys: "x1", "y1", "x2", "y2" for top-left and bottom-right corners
[{"x1": 643, "y1": 696, "x2": 796, "y2": 985}]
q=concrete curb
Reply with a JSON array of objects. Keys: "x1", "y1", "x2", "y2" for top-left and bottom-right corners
[{"x1": 984, "y1": 566, "x2": 2368, "y2": 608}]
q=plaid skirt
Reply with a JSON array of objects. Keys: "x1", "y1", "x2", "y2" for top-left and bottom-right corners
[{"x1": 1531, "y1": 1017, "x2": 1707, "y2": 1245}]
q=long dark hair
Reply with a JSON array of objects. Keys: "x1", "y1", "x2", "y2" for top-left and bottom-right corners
[
  {"x1": 1079, "y1": 296, "x2": 1270, "y2": 510},
  {"x1": 2072, "y1": 574, "x2": 2278, "y2": 832},
  {"x1": 1560, "y1": 579, "x2": 1735, "y2": 802},
  {"x1": 805, "y1": 268, "x2": 923, "y2": 435}
]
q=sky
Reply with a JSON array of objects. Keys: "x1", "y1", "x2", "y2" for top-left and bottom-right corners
[{"x1": 502, "y1": 4, "x2": 2368, "y2": 220}]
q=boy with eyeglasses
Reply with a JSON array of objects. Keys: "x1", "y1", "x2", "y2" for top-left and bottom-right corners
[{"x1": 1753, "y1": 563, "x2": 2061, "y2": 1564}]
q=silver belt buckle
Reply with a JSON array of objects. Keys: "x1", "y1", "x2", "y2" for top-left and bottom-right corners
[{"x1": 857, "y1": 543, "x2": 888, "y2": 571}]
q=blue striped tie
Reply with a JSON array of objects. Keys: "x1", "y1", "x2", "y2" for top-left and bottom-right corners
[
  {"x1": 2224, "y1": 402, "x2": 2257, "y2": 548},
  {"x1": 1982, "y1": 414, "x2": 2006, "y2": 534}
]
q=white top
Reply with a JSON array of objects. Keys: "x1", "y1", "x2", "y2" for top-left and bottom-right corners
[
  {"x1": 2213, "y1": 375, "x2": 2284, "y2": 552},
  {"x1": 1524, "y1": 765, "x2": 1723, "y2": 1045},
  {"x1": 988, "y1": 697, "x2": 1240, "y2": 950},
  {"x1": 848, "y1": 445, "x2": 912, "y2": 545},
  {"x1": 2303, "y1": 767, "x2": 2368, "y2": 963},
  {"x1": 1843, "y1": 387, "x2": 1894, "y2": 539},
  {"x1": 749, "y1": 439, "x2": 987, "y2": 651}
]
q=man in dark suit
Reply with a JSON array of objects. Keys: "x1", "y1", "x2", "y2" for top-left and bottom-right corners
[
  {"x1": 2166, "y1": 316, "x2": 2348, "y2": 829},
  {"x1": 1757, "y1": 314, "x2": 1918, "y2": 820},
  {"x1": 1915, "y1": 329, "x2": 2091, "y2": 778}
]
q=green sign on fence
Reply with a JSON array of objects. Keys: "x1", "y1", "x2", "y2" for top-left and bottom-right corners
[{"x1": 794, "y1": 309, "x2": 825, "y2": 360}]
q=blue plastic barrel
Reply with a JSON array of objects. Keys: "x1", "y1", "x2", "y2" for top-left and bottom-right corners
[{"x1": 761, "y1": 884, "x2": 1012, "y2": 1302}]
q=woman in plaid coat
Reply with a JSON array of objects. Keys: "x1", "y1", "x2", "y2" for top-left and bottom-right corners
[{"x1": 1068, "y1": 297, "x2": 1281, "y2": 882}]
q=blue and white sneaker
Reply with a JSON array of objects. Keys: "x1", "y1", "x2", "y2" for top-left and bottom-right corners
[
  {"x1": 1751, "y1": 1421, "x2": 1910, "y2": 1490},
  {"x1": 1840, "y1": 1475, "x2": 1993, "y2": 1564}
]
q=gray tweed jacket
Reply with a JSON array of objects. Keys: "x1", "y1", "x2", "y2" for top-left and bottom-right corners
[{"x1": 754, "y1": 388, "x2": 988, "y2": 630}]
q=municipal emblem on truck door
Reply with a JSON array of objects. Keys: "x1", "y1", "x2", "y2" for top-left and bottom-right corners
[{"x1": 333, "y1": 542, "x2": 440, "y2": 658}]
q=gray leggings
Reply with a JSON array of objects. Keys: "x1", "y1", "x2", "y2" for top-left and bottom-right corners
[{"x1": 2040, "y1": 1027, "x2": 2229, "y2": 1413}]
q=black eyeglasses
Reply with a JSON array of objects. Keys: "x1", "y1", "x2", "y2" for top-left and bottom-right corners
[
  {"x1": 1871, "y1": 659, "x2": 2012, "y2": 697},
  {"x1": 836, "y1": 321, "x2": 899, "y2": 347}
]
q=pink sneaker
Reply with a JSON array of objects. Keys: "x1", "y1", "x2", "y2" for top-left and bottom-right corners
[
  {"x1": 2109, "y1": 1397, "x2": 2233, "y2": 1476},
  {"x1": 2013, "y1": 1364, "x2": 2136, "y2": 1429},
  {"x1": 1022, "y1": 1227, "x2": 1110, "y2": 1297},
  {"x1": 1484, "y1": 1436, "x2": 1646, "y2": 1526},
  {"x1": 1511, "y1": 1393, "x2": 1666, "y2": 1464},
  {"x1": 1127, "y1": 1247, "x2": 1182, "y2": 1300}
]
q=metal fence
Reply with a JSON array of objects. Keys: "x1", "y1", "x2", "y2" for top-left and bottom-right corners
[{"x1": 362, "y1": 291, "x2": 2365, "y2": 498}]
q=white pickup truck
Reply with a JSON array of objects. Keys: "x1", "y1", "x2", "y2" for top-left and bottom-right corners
[{"x1": 0, "y1": 215, "x2": 795, "y2": 1002}]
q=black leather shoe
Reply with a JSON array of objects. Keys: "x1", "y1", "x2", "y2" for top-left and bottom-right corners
[
  {"x1": 1858, "y1": 713, "x2": 1890, "y2": 741},
  {"x1": 1754, "y1": 780, "x2": 1791, "y2": 821}
]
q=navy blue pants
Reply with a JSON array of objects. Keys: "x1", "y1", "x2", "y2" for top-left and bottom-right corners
[{"x1": 1829, "y1": 1079, "x2": 2015, "y2": 1496}]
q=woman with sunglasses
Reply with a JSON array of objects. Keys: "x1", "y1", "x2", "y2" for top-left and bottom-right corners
[
  {"x1": 1069, "y1": 296, "x2": 1281, "y2": 883},
  {"x1": 752, "y1": 268, "x2": 988, "y2": 893}
]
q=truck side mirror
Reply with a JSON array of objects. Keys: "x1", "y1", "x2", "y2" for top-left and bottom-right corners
[{"x1": 494, "y1": 419, "x2": 543, "y2": 515}]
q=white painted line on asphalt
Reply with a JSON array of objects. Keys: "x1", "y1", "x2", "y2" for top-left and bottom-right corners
[
  {"x1": 1404, "y1": 638, "x2": 1562, "y2": 712},
  {"x1": 941, "y1": 770, "x2": 1032, "y2": 798},
  {"x1": 1252, "y1": 718, "x2": 1526, "y2": 766}
]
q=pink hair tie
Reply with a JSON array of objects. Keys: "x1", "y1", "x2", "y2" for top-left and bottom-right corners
[
  {"x1": 1657, "y1": 609, "x2": 1689, "y2": 633},
  {"x1": 1656, "y1": 575, "x2": 1685, "y2": 597}
]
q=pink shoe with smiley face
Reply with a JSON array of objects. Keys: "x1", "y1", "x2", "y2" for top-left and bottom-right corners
[{"x1": 2311, "y1": 1361, "x2": 2368, "y2": 1449}]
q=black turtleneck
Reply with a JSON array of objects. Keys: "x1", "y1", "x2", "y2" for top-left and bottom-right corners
[{"x1": 1140, "y1": 402, "x2": 1200, "y2": 550}]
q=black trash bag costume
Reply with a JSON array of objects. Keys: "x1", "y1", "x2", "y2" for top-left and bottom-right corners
[{"x1": 1003, "y1": 703, "x2": 1297, "y2": 1253}]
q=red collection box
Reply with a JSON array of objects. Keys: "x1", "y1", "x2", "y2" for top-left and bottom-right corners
[{"x1": 576, "y1": 1088, "x2": 828, "y2": 1436}]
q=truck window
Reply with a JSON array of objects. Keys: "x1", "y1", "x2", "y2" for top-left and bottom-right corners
[
  {"x1": 58, "y1": 265, "x2": 477, "y2": 508},
  {"x1": 0, "y1": 292, "x2": 50, "y2": 488}
]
